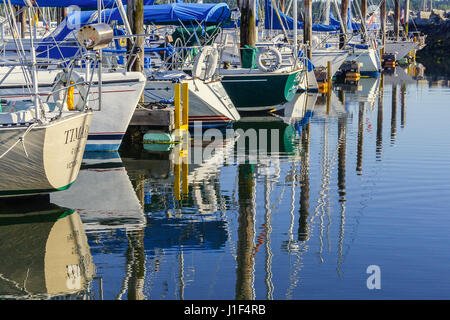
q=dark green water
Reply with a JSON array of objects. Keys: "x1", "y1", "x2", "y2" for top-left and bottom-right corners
[{"x1": 0, "y1": 64, "x2": 449, "y2": 300}]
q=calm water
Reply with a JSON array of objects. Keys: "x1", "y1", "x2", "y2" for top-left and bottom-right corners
[{"x1": 1, "y1": 64, "x2": 450, "y2": 300}]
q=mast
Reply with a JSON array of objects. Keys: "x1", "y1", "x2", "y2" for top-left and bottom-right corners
[
  {"x1": 98, "y1": 0, "x2": 103, "y2": 111},
  {"x1": 26, "y1": 5, "x2": 39, "y2": 119},
  {"x1": 293, "y1": 0, "x2": 298, "y2": 58},
  {"x1": 324, "y1": 0, "x2": 331, "y2": 25}
]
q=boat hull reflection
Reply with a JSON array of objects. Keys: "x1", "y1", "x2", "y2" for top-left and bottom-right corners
[{"x1": 0, "y1": 198, "x2": 94, "y2": 299}]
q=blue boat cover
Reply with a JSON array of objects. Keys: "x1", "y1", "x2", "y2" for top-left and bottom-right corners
[
  {"x1": 264, "y1": 0, "x2": 340, "y2": 32},
  {"x1": 36, "y1": 3, "x2": 230, "y2": 59},
  {"x1": 0, "y1": 0, "x2": 154, "y2": 7}
]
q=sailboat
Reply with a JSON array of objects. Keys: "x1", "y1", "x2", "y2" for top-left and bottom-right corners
[
  {"x1": 217, "y1": 0, "x2": 305, "y2": 112},
  {"x1": 262, "y1": 0, "x2": 349, "y2": 79},
  {"x1": 0, "y1": 3, "x2": 93, "y2": 197},
  {"x1": 0, "y1": 1, "x2": 147, "y2": 151},
  {"x1": 32, "y1": 2, "x2": 241, "y2": 128}
]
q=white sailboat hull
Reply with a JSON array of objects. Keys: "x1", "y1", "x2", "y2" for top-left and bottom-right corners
[
  {"x1": 0, "y1": 68, "x2": 146, "y2": 151},
  {"x1": 0, "y1": 111, "x2": 92, "y2": 197},
  {"x1": 144, "y1": 72, "x2": 240, "y2": 127},
  {"x1": 384, "y1": 41, "x2": 417, "y2": 59},
  {"x1": 346, "y1": 48, "x2": 381, "y2": 76},
  {"x1": 311, "y1": 50, "x2": 349, "y2": 77}
]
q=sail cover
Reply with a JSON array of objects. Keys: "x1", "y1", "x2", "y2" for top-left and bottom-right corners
[
  {"x1": 41, "y1": 3, "x2": 230, "y2": 43},
  {"x1": 36, "y1": 3, "x2": 230, "y2": 59},
  {"x1": 0, "y1": 0, "x2": 154, "y2": 7},
  {"x1": 264, "y1": 0, "x2": 340, "y2": 32}
]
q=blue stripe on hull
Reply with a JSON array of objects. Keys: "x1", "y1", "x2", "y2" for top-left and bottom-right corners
[
  {"x1": 85, "y1": 143, "x2": 121, "y2": 152},
  {"x1": 86, "y1": 134, "x2": 124, "y2": 152},
  {"x1": 88, "y1": 134, "x2": 124, "y2": 140}
]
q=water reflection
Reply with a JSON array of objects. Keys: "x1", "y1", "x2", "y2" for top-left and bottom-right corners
[
  {"x1": 51, "y1": 152, "x2": 146, "y2": 232},
  {"x1": 0, "y1": 197, "x2": 94, "y2": 299},
  {"x1": 376, "y1": 75, "x2": 384, "y2": 160},
  {"x1": 1, "y1": 62, "x2": 447, "y2": 299}
]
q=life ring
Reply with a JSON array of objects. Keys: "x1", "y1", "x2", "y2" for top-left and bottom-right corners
[
  {"x1": 256, "y1": 46, "x2": 282, "y2": 73},
  {"x1": 52, "y1": 71, "x2": 88, "y2": 111},
  {"x1": 192, "y1": 45, "x2": 219, "y2": 80}
]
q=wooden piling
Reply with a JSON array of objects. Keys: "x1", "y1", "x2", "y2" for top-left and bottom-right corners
[
  {"x1": 380, "y1": 0, "x2": 386, "y2": 47},
  {"x1": 174, "y1": 83, "x2": 182, "y2": 132},
  {"x1": 127, "y1": 0, "x2": 144, "y2": 73},
  {"x1": 20, "y1": 7, "x2": 26, "y2": 39},
  {"x1": 394, "y1": 0, "x2": 400, "y2": 40},
  {"x1": 239, "y1": 0, "x2": 257, "y2": 49},
  {"x1": 303, "y1": 0, "x2": 313, "y2": 59},
  {"x1": 340, "y1": 0, "x2": 349, "y2": 49},
  {"x1": 404, "y1": 0, "x2": 410, "y2": 35},
  {"x1": 361, "y1": 0, "x2": 367, "y2": 41},
  {"x1": 182, "y1": 82, "x2": 189, "y2": 132}
]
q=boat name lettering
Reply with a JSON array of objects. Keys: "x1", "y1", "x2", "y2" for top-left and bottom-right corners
[{"x1": 64, "y1": 125, "x2": 89, "y2": 144}]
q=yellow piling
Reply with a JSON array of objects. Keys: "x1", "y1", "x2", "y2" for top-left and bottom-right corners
[
  {"x1": 182, "y1": 82, "x2": 189, "y2": 131},
  {"x1": 174, "y1": 83, "x2": 182, "y2": 132}
]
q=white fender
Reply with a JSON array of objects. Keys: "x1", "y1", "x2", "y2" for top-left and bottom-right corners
[
  {"x1": 256, "y1": 46, "x2": 282, "y2": 73},
  {"x1": 192, "y1": 45, "x2": 219, "y2": 80}
]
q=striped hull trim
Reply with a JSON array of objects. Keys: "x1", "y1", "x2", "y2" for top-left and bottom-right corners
[
  {"x1": 86, "y1": 132, "x2": 125, "y2": 152},
  {"x1": 0, "y1": 182, "x2": 74, "y2": 197},
  {"x1": 189, "y1": 115, "x2": 232, "y2": 123}
]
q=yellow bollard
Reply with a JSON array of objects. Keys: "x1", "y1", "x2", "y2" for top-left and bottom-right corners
[
  {"x1": 182, "y1": 82, "x2": 189, "y2": 131},
  {"x1": 174, "y1": 83, "x2": 182, "y2": 131}
]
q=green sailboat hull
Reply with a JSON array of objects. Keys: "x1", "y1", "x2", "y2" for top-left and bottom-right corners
[{"x1": 221, "y1": 69, "x2": 304, "y2": 111}]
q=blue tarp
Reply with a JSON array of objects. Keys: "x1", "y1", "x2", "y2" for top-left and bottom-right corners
[
  {"x1": 0, "y1": 0, "x2": 154, "y2": 7},
  {"x1": 50, "y1": 2, "x2": 230, "y2": 33},
  {"x1": 264, "y1": 0, "x2": 340, "y2": 32},
  {"x1": 36, "y1": 3, "x2": 230, "y2": 59}
]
